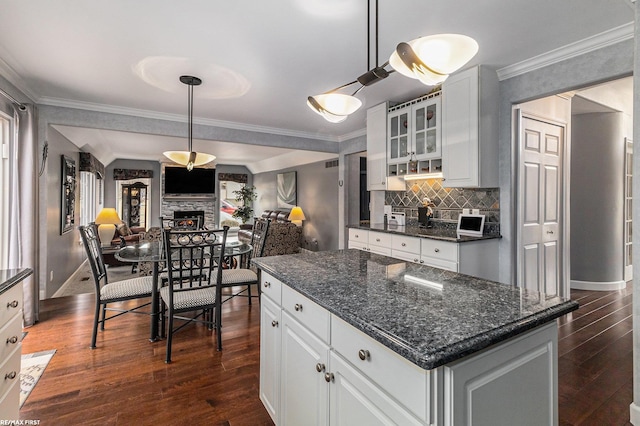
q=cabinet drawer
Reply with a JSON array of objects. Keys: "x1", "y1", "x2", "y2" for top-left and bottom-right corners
[
  {"x1": 368, "y1": 231, "x2": 392, "y2": 248},
  {"x1": 392, "y1": 235, "x2": 420, "y2": 253},
  {"x1": 391, "y1": 249, "x2": 421, "y2": 264},
  {"x1": 420, "y1": 239, "x2": 458, "y2": 263},
  {"x1": 348, "y1": 240, "x2": 368, "y2": 251},
  {"x1": 421, "y1": 257, "x2": 458, "y2": 272},
  {"x1": 348, "y1": 228, "x2": 368, "y2": 243},
  {"x1": 0, "y1": 285, "x2": 22, "y2": 329},
  {"x1": 331, "y1": 315, "x2": 428, "y2": 422},
  {"x1": 368, "y1": 245, "x2": 392, "y2": 257},
  {"x1": 260, "y1": 272, "x2": 282, "y2": 305},
  {"x1": 0, "y1": 379, "x2": 19, "y2": 421},
  {"x1": 282, "y1": 286, "x2": 330, "y2": 343},
  {"x1": 0, "y1": 345, "x2": 21, "y2": 404},
  {"x1": 0, "y1": 314, "x2": 22, "y2": 365}
]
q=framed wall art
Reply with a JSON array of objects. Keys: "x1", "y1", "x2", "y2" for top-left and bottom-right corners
[
  {"x1": 61, "y1": 155, "x2": 76, "y2": 234},
  {"x1": 277, "y1": 171, "x2": 297, "y2": 209}
]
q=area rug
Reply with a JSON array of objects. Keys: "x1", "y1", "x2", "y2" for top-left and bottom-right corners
[
  {"x1": 54, "y1": 262, "x2": 138, "y2": 297},
  {"x1": 20, "y1": 349, "x2": 56, "y2": 408}
]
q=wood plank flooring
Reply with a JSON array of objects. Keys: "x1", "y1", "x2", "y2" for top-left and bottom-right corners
[{"x1": 19, "y1": 283, "x2": 634, "y2": 425}]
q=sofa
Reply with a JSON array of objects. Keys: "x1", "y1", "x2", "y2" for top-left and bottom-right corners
[{"x1": 238, "y1": 210, "x2": 302, "y2": 256}]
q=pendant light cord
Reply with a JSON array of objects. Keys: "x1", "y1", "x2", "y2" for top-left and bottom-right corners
[{"x1": 187, "y1": 82, "x2": 193, "y2": 153}]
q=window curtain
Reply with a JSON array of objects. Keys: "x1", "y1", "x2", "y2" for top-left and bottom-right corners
[{"x1": 7, "y1": 104, "x2": 38, "y2": 326}]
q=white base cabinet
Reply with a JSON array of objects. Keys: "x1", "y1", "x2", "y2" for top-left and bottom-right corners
[
  {"x1": 349, "y1": 229, "x2": 500, "y2": 282},
  {"x1": 0, "y1": 283, "x2": 23, "y2": 421},
  {"x1": 259, "y1": 272, "x2": 558, "y2": 425}
]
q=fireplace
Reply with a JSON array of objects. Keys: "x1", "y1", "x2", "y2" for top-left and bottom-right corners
[{"x1": 174, "y1": 210, "x2": 205, "y2": 225}]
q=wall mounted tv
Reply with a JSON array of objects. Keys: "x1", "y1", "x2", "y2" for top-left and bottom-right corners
[{"x1": 164, "y1": 166, "x2": 215, "y2": 196}]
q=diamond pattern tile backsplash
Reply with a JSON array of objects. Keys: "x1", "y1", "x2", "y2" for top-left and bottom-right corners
[{"x1": 385, "y1": 178, "x2": 500, "y2": 228}]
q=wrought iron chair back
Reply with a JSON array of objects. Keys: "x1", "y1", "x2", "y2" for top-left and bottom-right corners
[{"x1": 161, "y1": 226, "x2": 229, "y2": 361}]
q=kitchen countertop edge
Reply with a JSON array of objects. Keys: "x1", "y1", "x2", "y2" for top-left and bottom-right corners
[{"x1": 0, "y1": 268, "x2": 34, "y2": 295}]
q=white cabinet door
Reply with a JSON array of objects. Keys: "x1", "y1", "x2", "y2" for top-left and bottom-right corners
[
  {"x1": 260, "y1": 295, "x2": 281, "y2": 424},
  {"x1": 367, "y1": 103, "x2": 388, "y2": 191},
  {"x1": 329, "y1": 352, "x2": 423, "y2": 426},
  {"x1": 280, "y1": 311, "x2": 330, "y2": 426},
  {"x1": 442, "y1": 65, "x2": 498, "y2": 188}
]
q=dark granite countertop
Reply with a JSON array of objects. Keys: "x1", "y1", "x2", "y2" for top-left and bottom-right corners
[
  {"x1": 0, "y1": 268, "x2": 33, "y2": 295},
  {"x1": 254, "y1": 250, "x2": 577, "y2": 370},
  {"x1": 348, "y1": 222, "x2": 501, "y2": 242}
]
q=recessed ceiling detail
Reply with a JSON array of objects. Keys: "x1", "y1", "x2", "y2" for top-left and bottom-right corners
[{"x1": 133, "y1": 56, "x2": 251, "y2": 99}]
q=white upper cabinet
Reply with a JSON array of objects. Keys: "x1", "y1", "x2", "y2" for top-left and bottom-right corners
[
  {"x1": 366, "y1": 103, "x2": 404, "y2": 191},
  {"x1": 442, "y1": 66, "x2": 499, "y2": 188},
  {"x1": 387, "y1": 93, "x2": 442, "y2": 178}
]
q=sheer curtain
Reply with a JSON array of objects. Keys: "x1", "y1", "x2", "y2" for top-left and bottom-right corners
[{"x1": 7, "y1": 103, "x2": 38, "y2": 326}]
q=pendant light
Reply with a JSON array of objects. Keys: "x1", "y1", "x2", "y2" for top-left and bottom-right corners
[
  {"x1": 163, "y1": 75, "x2": 216, "y2": 171},
  {"x1": 307, "y1": 0, "x2": 478, "y2": 123},
  {"x1": 389, "y1": 34, "x2": 478, "y2": 86}
]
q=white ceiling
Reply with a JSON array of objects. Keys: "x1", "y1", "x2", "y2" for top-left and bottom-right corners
[{"x1": 0, "y1": 0, "x2": 634, "y2": 171}]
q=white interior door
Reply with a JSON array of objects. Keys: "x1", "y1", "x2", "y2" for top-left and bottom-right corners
[
  {"x1": 625, "y1": 138, "x2": 633, "y2": 282},
  {"x1": 518, "y1": 114, "x2": 564, "y2": 298}
]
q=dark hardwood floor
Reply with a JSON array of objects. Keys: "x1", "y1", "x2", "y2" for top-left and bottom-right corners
[{"x1": 19, "y1": 283, "x2": 633, "y2": 425}]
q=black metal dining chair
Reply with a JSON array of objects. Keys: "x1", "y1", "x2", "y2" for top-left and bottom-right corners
[
  {"x1": 160, "y1": 226, "x2": 228, "y2": 362},
  {"x1": 221, "y1": 218, "x2": 270, "y2": 305},
  {"x1": 79, "y1": 224, "x2": 156, "y2": 349}
]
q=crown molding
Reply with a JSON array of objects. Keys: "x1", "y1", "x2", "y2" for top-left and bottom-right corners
[
  {"x1": 497, "y1": 22, "x2": 634, "y2": 81},
  {"x1": 38, "y1": 96, "x2": 344, "y2": 143},
  {"x1": 0, "y1": 56, "x2": 38, "y2": 102}
]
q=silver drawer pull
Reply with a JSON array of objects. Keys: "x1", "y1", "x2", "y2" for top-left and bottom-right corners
[
  {"x1": 547, "y1": 230, "x2": 554, "y2": 234},
  {"x1": 6, "y1": 336, "x2": 18, "y2": 345},
  {"x1": 315, "y1": 363, "x2": 326, "y2": 373},
  {"x1": 294, "y1": 303, "x2": 303, "y2": 312},
  {"x1": 420, "y1": 260, "x2": 424, "y2": 264},
  {"x1": 271, "y1": 320, "x2": 278, "y2": 327},
  {"x1": 401, "y1": 242, "x2": 406, "y2": 247},
  {"x1": 7, "y1": 300, "x2": 18, "y2": 309},
  {"x1": 434, "y1": 248, "x2": 440, "y2": 253},
  {"x1": 263, "y1": 281, "x2": 271, "y2": 288},
  {"x1": 358, "y1": 349, "x2": 370, "y2": 361},
  {"x1": 5, "y1": 371, "x2": 16, "y2": 380},
  {"x1": 376, "y1": 238, "x2": 380, "y2": 242},
  {"x1": 324, "y1": 372, "x2": 335, "y2": 383},
  {"x1": 414, "y1": 258, "x2": 418, "y2": 262},
  {"x1": 355, "y1": 234, "x2": 359, "y2": 238}
]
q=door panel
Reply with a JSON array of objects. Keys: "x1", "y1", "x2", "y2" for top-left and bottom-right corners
[{"x1": 519, "y1": 116, "x2": 564, "y2": 297}]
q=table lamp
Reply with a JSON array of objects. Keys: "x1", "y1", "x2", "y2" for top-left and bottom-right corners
[
  {"x1": 95, "y1": 208, "x2": 122, "y2": 247},
  {"x1": 288, "y1": 206, "x2": 306, "y2": 227}
]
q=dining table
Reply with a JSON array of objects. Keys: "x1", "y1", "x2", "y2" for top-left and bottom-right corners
[{"x1": 115, "y1": 239, "x2": 252, "y2": 342}]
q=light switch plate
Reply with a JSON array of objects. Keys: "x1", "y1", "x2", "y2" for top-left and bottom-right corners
[
  {"x1": 472, "y1": 209, "x2": 480, "y2": 215},
  {"x1": 463, "y1": 208, "x2": 471, "y2": 214}
]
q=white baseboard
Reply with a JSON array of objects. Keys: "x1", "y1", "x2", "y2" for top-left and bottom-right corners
[
  {"x1": 630, "y1": 402, "x2": 640, "y2": 425},
  {"x1": 52, "y1": 259, "x2": 88, "y2": 298},
  {"x1": 570, "y1": 279, "x2": 626, "y2": 291}
]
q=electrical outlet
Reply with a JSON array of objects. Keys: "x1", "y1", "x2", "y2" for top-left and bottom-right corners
[
  {"x1": 463, "y1": 208, "x2": 471, "y2": 214},
  {"x1": 50, "y1": 271, "x2": 54, "y2": 282},
  {"x1": 472, "y1": 209, "x2": 480, "y2": 215}
]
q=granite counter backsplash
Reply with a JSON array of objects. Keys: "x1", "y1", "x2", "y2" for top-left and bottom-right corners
[{"x1": 253, "y1": 250, "x2": 577, "y2": 370}]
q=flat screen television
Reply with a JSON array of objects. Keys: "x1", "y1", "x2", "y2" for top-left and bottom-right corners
[{"x1": 164, "y1": 166, "x2": 215, "y2": 195}]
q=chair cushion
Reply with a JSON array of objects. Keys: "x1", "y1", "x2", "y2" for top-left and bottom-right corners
[
  {"x1": 100, "y1": 276, "x2": 154, "y2": 301},
  {"x1": 160, "y1": 286, "x2": 216, "y2": 311},
  {"x1": 221, "y1": 268, "x2": 257, "y2": 285}
]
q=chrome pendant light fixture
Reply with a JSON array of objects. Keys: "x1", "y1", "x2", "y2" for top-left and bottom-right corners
[
  {"x1": 307, "y1": 0, "x2": 478, "y2": 123},
  {"x1": 163, "y1": 75, "x2": 216, "y2": 171}
]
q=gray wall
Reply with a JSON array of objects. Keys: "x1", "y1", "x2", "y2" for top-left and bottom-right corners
[
  {"x1": 571, "y1": 112, "x2": 625, "y2": 283},
  {"x1": 254, "y1": 159, "x2": 340, "y2": 252},
  {"x1": 43, "y1": 128, "x2": 86, "y2": 298}
]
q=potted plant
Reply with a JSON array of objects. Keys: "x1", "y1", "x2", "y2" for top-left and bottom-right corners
[{"x1": 232, "y1": 185, "x2": 257, "y2": 229}]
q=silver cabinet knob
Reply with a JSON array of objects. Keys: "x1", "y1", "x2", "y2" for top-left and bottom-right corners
[
  {"x1": 7, "y1": 300, "x2": 18, "y2": 308},
  {"x1": 355, "y1": 234, "x2": 359, "y2": 238},
  {"x1": 5, "y1": 371, "x2": 16, "y2": 380},
  {"x1": 271, "y1": 320, "x2": 278, "y2": 327},
  {"x1": 382, "y1": 181, "x2": 385, "y2": 185},
  {"x1": 420, "y1": 260, "x2": 424, "y2": 264},
  {"x1": 294, "y1": 303, "x2": 303, "y2": 312},
  {"x1": 263, "y1": 281, "x2": 271, "y2": 288},
  {"x1": 413, "y1": 258, "x2": 419, "y2": 263},
  {"x1": 434, "y1": 248, "x2": 440, "y2": 253},
  {"x1": 6, "y1": 336, "x2": 18, "y2": 345},
  {"x1": 547, "y1": 230, "x2": 554, "y2": 234},
  {"x1": 358, "y1": 349, "x2": 370, "y2": 361},
  {"x1": 316, "y1": 363, "x2": 326, "y2": 373},
  {"x1": 401, "y1": 242, "x2": 406, "y2": 247},
  {"x1": 376, "y1": 238, "x2": 381, "y2": 242},
  {"x1": 324, "y1": 372, "x2": 335, "y2": 383}
]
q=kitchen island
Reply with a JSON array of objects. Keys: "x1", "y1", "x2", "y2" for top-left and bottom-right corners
[{"x1": 254, "y1": 249, "x2": 578, "y2": 425}]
